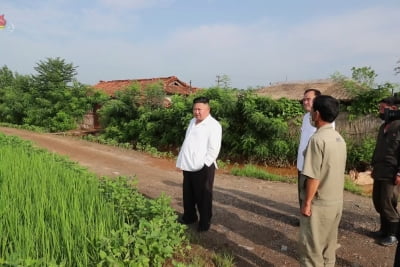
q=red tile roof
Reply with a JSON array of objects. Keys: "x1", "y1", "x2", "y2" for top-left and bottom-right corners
[{"x1": 92, "y1": 76, "x2": 198, "y2": 96}]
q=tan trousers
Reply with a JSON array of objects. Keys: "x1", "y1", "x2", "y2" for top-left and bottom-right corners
[{"x1": 298, "y1": 204, "x2": 342, "y2": 267}]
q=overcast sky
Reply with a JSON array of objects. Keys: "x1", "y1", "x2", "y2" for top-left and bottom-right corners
[{"x1": 1, "y1": 0, "x2": 400, "y2": 89}]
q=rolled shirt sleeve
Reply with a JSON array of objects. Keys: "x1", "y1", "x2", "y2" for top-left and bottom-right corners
[{"x1": 302, "y1": 137, "x2": 323, "y2": 180}]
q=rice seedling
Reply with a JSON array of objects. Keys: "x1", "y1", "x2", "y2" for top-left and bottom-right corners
[{"x1": 0, "y1": 134, "x2": 186, "y2": 266}]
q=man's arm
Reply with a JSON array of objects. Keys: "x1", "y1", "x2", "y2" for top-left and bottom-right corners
[
  {"x1": 204, "y1": 122, "x2": 222, "y2": 166},
  {"x1": 301, "y1": 177, "x2": 320, "y2": 217}
]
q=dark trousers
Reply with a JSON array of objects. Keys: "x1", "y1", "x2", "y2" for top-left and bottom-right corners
[
  {"x1": 372, "y1": 180, "x2": 400, "y2": 223},
  {"x1": 395, "y1": 243, "x2": 400, "y2": 267},
  {"x1": 182, "y1": 164, "x2": 215, "y2": 227},
  {"x1": 298, "y1": 170, "x2": 308, "y2": 209}
]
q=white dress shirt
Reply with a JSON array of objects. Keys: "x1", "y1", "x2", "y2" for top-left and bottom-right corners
[
  {"x1": 176, "y1": 115, "x2": 222, "y2": 172},
  {"x1": 297, "y1": 112, "x2": 316, "y2": 171},
  {"x1": 296, "y1": 112, "x2": 335, "y2": 171}
]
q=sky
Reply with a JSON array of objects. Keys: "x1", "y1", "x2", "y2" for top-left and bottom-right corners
[{"x1": 1, "y1": 0, "x2": 400, "y2": 89}]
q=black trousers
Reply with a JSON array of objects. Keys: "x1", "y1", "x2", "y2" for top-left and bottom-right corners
[
  {"x1": 182, "y1": 164, "x2": 215, "y2": 227},
  {"x1": 394, "y1": 242, "x2": 400, "y2": 266},
  {"x1": 372, "y1": 180, "x2": 400, "y2": 223}
]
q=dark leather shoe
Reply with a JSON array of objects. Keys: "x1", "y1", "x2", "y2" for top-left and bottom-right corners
[
  {"x1": 379, "y1": 235, "x2": 398, "y2": 246},
  {"x1": 178, "y1": 216, "x2": 197, "y2": 225}
]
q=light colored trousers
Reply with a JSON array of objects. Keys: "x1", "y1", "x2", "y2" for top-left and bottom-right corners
[{"x1": 298, "y1": 204, "x2": 343, "y2": 267}]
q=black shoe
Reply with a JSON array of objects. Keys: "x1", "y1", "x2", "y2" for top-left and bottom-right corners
[
  {"x1": 197, "y1": 223, "x2": 210, "y2": 232},
  {"x1": 370, "y1": 229, "x2": 385, "y2": 238},
  {"x1": 379, "y1": 235, "x2": 398, "y2": 246},
  {"x1": 178, "y1": 216, "x2": 197, "y2": 225}
]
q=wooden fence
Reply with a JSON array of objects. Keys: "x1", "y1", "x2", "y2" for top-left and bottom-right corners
[{"x1": 335, "y1": 113, "x2": 381, "y2": 140}]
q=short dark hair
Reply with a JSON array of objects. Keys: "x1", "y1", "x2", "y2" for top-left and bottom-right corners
[
  {"x1": 193, "y1": 96, "x2": 210, "y2": 104},
  {"x1": 304, "y1": 88, "x2": 321, "y2": 97},
  {"x1": 312, "y1": 95, "x2": 339, "y2": 123}
]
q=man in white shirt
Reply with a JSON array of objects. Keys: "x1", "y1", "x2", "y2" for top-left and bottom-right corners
[
  {"x1": 176, "y1": 96, "x2": 222, "y2": 232},
  {"x1": 297, "y1": 89, "x2": 321, "y2": 210}
]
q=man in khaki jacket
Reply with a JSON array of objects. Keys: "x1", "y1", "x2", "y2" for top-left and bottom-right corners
[{"x1": 299, "y1": 95, "x2": 347, "y2": 267}]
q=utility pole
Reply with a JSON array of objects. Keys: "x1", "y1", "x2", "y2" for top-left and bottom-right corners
[{"x1": 216, "y1": 75, "x2": 221, "y2": 87}]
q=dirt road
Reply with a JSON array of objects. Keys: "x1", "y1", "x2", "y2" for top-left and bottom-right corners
[{"x1": 0, "y1": 127, "x2": 396, "y2": 266}]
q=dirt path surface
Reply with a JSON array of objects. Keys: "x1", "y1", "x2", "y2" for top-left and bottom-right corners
[{"x1": 0, "y1": 127, "x2": 396, "y2": 267}]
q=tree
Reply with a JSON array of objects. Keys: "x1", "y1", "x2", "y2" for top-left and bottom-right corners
[
  {"x1": 0, "y1": 65, "x2": 14, "y2": 89},
  {"x1": 215, "y1": 74, "x2": 231, "y2": 89},
  {"x1": 24, "y1": 57, "x2": 91, "y2": 131},
  {"x1": 142, "y1": 81, "x2": 165, "y2": 108},
  {"x1": 33, "y1": 57, "x2": 77, "y2": 90},
  {"x1": 351, "y1": 66, "x2": 377, "y2": 88},
  {"x1": 335, "y1": 66, "x2": 392, "y2": 119},
  {"x1": 0, "y1": 70, "x2": 33, "y2": 124},
  {"x1": 395, "y1": 59, "x2": 400, "y2": 75},
  {"x1": 98, "y1": 83, "x2": 142, "y2": 142}
]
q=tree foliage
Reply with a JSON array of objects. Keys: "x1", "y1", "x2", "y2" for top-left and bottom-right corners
[
  {"x1": 142, "y1": 81, "x2": 166, "y2": 108},
  {"x1": 0, "y1": 66, "x2": 14, "y2": 88},
  {"x1": 346, "y1": 88, "x2": 391, "y2": 119},
  {"x1": 215, "y1": 74, "x2": 231, "y2": 89},
  {"x1": 0, "y1": 58, "x2": 101, "y2": 132},
  {"x1": 350, "y1": 66, "x2": 377, "y2": 88},
  {"x1": 2, "y1": 61, "x2": 400, "y2": 168},
  {"x1": 33, "y1": 57, "x2": 77, "y2": 89},
  {"x1": 0, "y1": 70, "x2": 32, "y2": 124},
  {"x1": 96, "y1": 85, "x2": 303, "y2": 166},
  {"x1": 395, "y1": 59, "x2": 400, "y2": 75},
  {"x1": 332, "y1": 66, "x2": 399, "y2": 169},
  {"x1": 26, "y1": 58, "x2": 93, "y2": 131},
  {"x1": 333, "y1": 66, "x2": 392, "y2": 119}
]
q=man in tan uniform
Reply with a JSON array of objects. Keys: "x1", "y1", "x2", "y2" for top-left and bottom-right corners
[{"x1": 298, "y1": 95, "x2": 347, "y2": 267}]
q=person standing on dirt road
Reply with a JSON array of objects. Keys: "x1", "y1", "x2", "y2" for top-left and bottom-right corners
[
  {"x1": 176, "y1": 96, "x2": 222, "y2": 232},
  {"x1": 296, "y1": 89, "x2": 321, "y2": 210},
  {"x1": 298, "y1": 95, "x2": 347, "y2": 267},
  {"x1": 371, "y1": 96, "x2": 400, "y2": 247}
]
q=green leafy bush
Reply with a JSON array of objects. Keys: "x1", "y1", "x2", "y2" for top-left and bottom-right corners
[
  {"x1": 0, "y1": 59, "x2": 103, "y2": 132},
  {"x1": 346, "y1": 136, "x2": 376, "y2": 171},
  {"x1": 98, "y1": 177, "x2": 187, "y2": 266}
]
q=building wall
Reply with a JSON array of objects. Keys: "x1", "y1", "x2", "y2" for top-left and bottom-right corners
[{"x1": 80, "y1": 112, "x2": 95, "y2": 130}]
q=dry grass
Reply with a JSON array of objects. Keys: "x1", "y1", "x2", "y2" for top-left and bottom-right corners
[{"x1": 255, "y1": 79, "x2": 352, "y2": 101}]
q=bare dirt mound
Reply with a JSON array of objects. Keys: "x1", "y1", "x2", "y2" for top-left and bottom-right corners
[
  {"x1": 254, "y1": 79, "x2": 352, "y2": 101},
  {"x1": 0, "y1": 127, "x2": 396, "y2": 266}
]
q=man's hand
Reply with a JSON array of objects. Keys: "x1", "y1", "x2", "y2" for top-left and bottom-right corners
[
  {"x1": 301, "y1": 202, "x2": 312, "y2": 217},
  {"x1": 301, "y1": 177, "x2": 319, "y2": 217}
]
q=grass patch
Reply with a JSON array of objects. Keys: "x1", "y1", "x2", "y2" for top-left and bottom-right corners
[
  {"x1": 0, "y1": 122, "x2": 45, "y2": 132},
  {"x1": 212, "y1": 251, "x2": 235, "y2": 267},
  {"x1": 231, "y1": 164, "x2": 368, "y2": 197},
  {"x1": 230, "y1": 164, "x2": 296, "y2": 183},
  {"x1": 166, "y1": 243, "x2": 235, "y2": 267},
  {"x1": 344, "y1": 176, "x2": 365, "y2": 196}
]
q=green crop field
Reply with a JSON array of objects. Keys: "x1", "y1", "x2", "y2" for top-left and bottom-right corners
[{"x1": 0, "y1": 133, "x2": 186, "y2": 266}]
